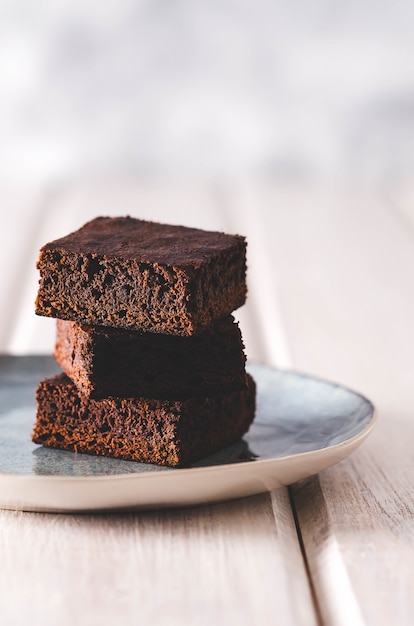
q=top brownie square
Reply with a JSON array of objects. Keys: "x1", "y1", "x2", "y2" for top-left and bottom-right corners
[{"x1": 35, "y1": 216, "x2": 247, "y2": 335}]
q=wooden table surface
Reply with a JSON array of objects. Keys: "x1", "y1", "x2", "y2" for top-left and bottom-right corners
[{"x1": 1, "y1": 180, "x2": 413, "y2": 625}]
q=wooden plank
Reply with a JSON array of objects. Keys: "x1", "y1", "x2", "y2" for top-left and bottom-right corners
[
  {"x1": 0, "y1": 184, "x2": 47, "y2": 353},
  {"x1": 215, "y1": 181, "x2": 293, "y2": 368},
  {"x1": 0, "y1": 492, "x2": 317, "y2": 626},
  {"x1": 233, "y1": 182, "x2": 414, "y2": 624},
  {"x1": 293, "y1": 420, "x2": 414, "y2": 626}
]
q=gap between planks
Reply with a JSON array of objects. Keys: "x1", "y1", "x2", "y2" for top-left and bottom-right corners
[{"x1": 252, "y1": 181, "x2": 414, "y2": 625}]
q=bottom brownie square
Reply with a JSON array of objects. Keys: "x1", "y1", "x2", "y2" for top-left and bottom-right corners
[{"x1": 32, "y1": 373, "x2": 256, "y2": 467}]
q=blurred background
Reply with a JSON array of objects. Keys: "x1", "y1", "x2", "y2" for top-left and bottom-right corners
[
  {"x1": 1, "y1": 0, "x2": 413, "y2": 187},
  {"x1": 1, "y1": 0, "x2": 414, "y2": 369}
]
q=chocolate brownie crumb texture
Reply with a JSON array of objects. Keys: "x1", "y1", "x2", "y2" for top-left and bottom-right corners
[
  {"x1": 33, "y1": 373, "x2": 257, "y2": 467},
  {"x1": 35, "y1": 216, "x2": 247, "y2": 336}
]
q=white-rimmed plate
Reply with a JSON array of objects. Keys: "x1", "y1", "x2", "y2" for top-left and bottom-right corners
[{"x1": 0, "y1": 356, "x2": 376, "y2": 512}]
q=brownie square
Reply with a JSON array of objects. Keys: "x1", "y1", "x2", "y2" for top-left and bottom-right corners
[
  {"x1": 32, "y1": 373, "x2": 256, "y2": 467},
  {"x1": 35, "y1": 216, "x2": 247, "y2": 335},
  {"x1": 55, "y1": 316, "x2": 247, "y2": 399}
]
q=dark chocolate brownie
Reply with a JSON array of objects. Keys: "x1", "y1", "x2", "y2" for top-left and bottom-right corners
[
  {"x1": 35, "y1": 216, "x2": 247, "y2": 335},
  {"x1": 32, "y1": 373, "x2": 256, "y2": 467},
  {"x1": 55, "y1": 316, "x2": 247, "y2": 399}
]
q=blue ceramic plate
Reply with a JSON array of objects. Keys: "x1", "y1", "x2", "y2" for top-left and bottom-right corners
[{"x1": 0, "y1": 356, "x2": 376, "y2": 512}]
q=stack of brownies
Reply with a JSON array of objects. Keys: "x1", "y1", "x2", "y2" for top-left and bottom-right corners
[{"x1": 32, "y1": 216, "x2": 256, "y2": 467}]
